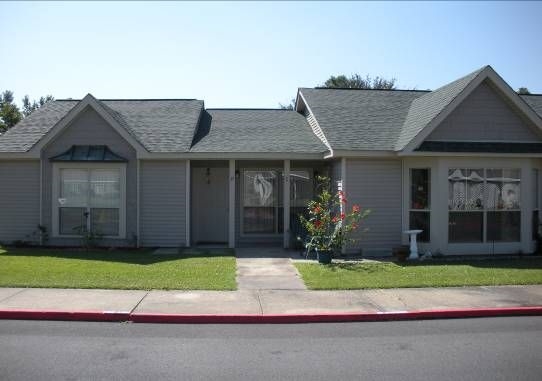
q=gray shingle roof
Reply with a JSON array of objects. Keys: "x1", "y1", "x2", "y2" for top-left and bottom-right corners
[
  {"x1": 0, "y1": 101, "x2": 76, "y2": 152},
  {"x1": 395, "y1": 66, "x2": 487, "y2": 150},
  {"x1": 190, "y1": 109, "x2": 327, "y2": 153},
  {"x1": 521, "y1": 94, "x2": 542, "y2": 117},
  {"x1": 299, "y1": 88, "x2": 426, "y2": 151},
  {"x1": 0, "y1": 98, "x2": 204, "y2": 153}
]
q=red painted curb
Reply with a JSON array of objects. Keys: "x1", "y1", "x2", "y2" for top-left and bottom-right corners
[
  {"x1": 1, "y1": 306, "x2": 541, "y2": 324},
  {"x1": 0, "y1": 309, "x2": 129, "y2": 322},
  {"x1": 129, "y1": 306, "x2": 542, "y2": 324}
]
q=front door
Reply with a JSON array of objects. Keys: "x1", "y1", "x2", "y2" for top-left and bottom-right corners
[{"x1": 192, "y1": 167, "x2": 229, "y2": 244}]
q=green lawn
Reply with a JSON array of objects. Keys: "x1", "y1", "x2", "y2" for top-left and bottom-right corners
[
  {"x1": 295, "y1": 259, "x2": 542, "y2": 290},
  {"x1": 0, "y1": 247, "x2": 237, "y2": 290}
]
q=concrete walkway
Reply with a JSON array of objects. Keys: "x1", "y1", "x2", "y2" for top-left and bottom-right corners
[
  {"x1": 1, "y1": 285, "x2": 541, "y2": 316},
  {"x1": 235, "y1": 247, "x2": 306, "y2": 290}
]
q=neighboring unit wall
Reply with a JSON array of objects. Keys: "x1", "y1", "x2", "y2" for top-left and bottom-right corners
[
  {"x1": 42, "y1": 107, "x2": 138, "y2": 246},
  {"x1": 345, "y1": 159, "x2": 402, "y2": 254},
  {"x1": 0, "y1": 161, "x2": 40, "y2": 243},
  {"x1": 140, "y1": 160, "x2": 187, "y2": 247},
  {"x1": 426, "y1": 81, "x2": 541, "y2": 142}
]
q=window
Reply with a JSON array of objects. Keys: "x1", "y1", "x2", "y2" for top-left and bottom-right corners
[
  {"x1": 55, "y1": 166, "x2": 124, "y2": 237},
  {"x1": 242, "y1": 170, "x2": 283, "y2": 234},
  {"x1": 448, "y1": 168, "x2": 521, "y2": 243},
  {"x1": 409, "y1": 168, "x2": 430, "y2": 242}
]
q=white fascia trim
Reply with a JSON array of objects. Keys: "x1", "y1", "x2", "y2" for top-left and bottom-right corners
[
  {"x1": 139, "y1": 152, "x2": 326, "y2": 160},
  {"x1": 0, "y1": 153, "x2": 40, "y2": 159},
  {"x1": 297, "y1": 91, "x2": 334, "y2": 157},
  {"x1": 401, "y1": 67, "x2": 542, "y2": 155},
  {"x1": 326, "y1": 150, "x2": 397, "y2": 158},
  {"x1": 398, "y1": 151, "x2": 542, "y2": 158},
  {"x1": 29, "y1": 94, "x2": 149, "y2": 158}
]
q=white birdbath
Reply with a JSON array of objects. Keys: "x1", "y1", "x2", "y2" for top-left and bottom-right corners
[{"x1": 403, "y1": 230, "x2": 423, "y2": 260}]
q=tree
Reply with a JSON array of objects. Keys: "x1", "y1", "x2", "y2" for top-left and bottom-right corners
[
  {"x1": 279, "y1": 98, "x2": 296, "y2": 110},
  {"x1": 322, "y1": 74, "x2": 397, "y2": 89},
  {"x1": 517, "y1": 87, "x2": 531, "y2": 95},
  {"x1": 22, "y1": 94, "x2": 54, "y2": 117},
  {"x1": 0, "y1": 91, "x2": 22, "y2": 133}
]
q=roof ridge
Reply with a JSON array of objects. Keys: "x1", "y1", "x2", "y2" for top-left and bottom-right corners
[
  {"x1": 55, "y1": 98, "x2": 201, "y2": 102},
  {"x1": 206, "y1": 108, "x2": 293, "y2": 111},
  {"x1": 303, "y1": 87, "x2": 429, "y2": 93}
]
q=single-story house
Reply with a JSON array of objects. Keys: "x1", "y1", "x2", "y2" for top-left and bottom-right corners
[{"x1": 1, "y1": 65, "x2": 542, "y2": 255}]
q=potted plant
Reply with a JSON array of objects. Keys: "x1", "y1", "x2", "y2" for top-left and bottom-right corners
[{"x1": 300, "y1": 177, "x2": 370, "y2": 264}]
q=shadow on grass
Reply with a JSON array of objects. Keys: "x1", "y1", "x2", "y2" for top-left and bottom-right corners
[
  {"x1": 0, "y1": 246, "x2": 234, "y2": 265},
  {"x1": 318, "y1": 257, "x2": 542, "y2": 272}
]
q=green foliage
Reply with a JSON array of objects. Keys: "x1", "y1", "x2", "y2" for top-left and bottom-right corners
[
  {"x1": 322, "y1": 74, "x2": 397, "y2": 89},
  {"x1": 25, "y1": 224, "x2": 49, "y2": 246},
  {"x1": 0, "y1": 91, "x2": 54, "y2": 133},
  {"x1": 296, "y1": 259, "x2": 542, "y2": 289},
  {"x1": 279, "y1": 98, "x2": 296, "y2": 110},
  {"x1": 299, "y1": 176, "x2": 370, "y2": 254},
  {"x1": 0, "y1": 91, "x2": 22, "y2": 133},
  {"x1": 22, "y1": 94, "x2": 54, "y2": 117},
  {"x1": 517, "y1": 87, "x2": 531, "y2": 95}
]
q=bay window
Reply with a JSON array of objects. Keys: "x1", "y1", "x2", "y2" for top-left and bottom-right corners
[
  {"x1": 53, "y1": 164, "x2": 125, "y2": 238},
  {"x1": 448, "y1": 168, "x2": 521, "y2": 243}
]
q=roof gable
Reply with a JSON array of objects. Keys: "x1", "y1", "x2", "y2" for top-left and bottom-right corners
[
  {"x1": 29, "y1": 94, "x2": 148, "y2": 156},
  {"x1": 425, "y1": 81, "x2": 542, "y2": 142},
  {"x1": 0, "y1": 96, "x2": 204, "y2": 155},
  {"x1": 398, "y1": 66, "x2": 542, "y2": 153}
]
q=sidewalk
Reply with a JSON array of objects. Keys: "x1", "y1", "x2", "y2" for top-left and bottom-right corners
[{"x1": 1, "y1": 285, "x2": 541, "y2": 323}]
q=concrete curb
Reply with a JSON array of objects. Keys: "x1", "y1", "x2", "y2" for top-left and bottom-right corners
[
  {"x1": 1, "y1": 306, "x2": 541, "y2": 324},
  {"x1": 0, "y1": 310, "x2": 129, "y2": 322}
]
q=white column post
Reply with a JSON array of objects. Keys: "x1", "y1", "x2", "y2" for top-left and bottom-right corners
[
  {"x1": 185, "y1": 160, "x2": 191, "y2": 247},
  {"x1": 229, "y1": 159, "x2": 236, "y2": 248},
  {"x1": 283, "y1": 159, "x2": 291, "y2": 249}
]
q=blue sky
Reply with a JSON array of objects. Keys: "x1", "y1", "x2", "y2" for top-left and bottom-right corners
[{"x1": 1, "y1": 1, "x2": 541, "y2": 108}]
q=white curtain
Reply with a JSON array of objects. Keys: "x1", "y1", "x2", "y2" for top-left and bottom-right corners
[
  {"x1": 60, "y1": 169, "x2": 88, "y2": 206},
  {"x1": 90, "y1": 169, "x2": 120, "y2": 208}
]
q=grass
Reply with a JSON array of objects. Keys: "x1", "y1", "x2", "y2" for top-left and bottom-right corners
[
  {"x1": 295, "y1": 258, "x2": 542, "y2": 290},
  {"x1": 0, "y1": 247, "x2": 237, "y2": 290}
]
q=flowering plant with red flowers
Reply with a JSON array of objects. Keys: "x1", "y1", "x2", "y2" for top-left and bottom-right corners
[{"x1": 299, "y1": 177, "x2": 370, "y2": 256}]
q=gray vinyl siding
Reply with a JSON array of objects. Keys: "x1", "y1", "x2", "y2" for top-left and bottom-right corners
[
  {"x1": 42, "y1": 107, "x2": 138, "y2": 246},
  {"x1": 427, "y1": 81, "x2": 541, "y2": 142},
  {"x1": 140, "y1": 160, "x2": 186, "y2": 247},
  {"x1": 0, "y1": 161, "x2": 40, "y2": 243},
  {"x1": 345, "y1": 159, "x2": 402, "y2": 254}
]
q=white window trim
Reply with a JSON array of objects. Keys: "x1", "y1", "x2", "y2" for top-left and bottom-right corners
[{"x1": 52, "y1": 162, "x2": 127, "y2": 239}]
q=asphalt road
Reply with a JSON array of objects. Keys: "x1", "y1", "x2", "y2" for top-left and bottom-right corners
[{"x1": 0, "y1": 317, "x2": 541, "y2": 381}]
